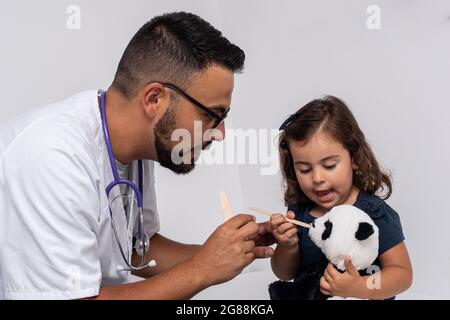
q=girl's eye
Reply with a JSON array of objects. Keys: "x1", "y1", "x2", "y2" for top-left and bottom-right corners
[
  {"x1": 299, "y1": 168, "x2": 311, "y2": 174},
  {"x1": 324, "y1": 164, "x2": 336, "y2": 170}
]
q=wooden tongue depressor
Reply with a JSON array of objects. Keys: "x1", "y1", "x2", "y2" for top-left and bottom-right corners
[
  {"x1": 249, "y1": 207, "x2": 311, "y2": 229},
  {"x1": 220, "y1": 192, "x2": 233, "y2": 221}
]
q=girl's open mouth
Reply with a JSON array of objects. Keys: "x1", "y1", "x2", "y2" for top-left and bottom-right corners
[{"x1": 314, "y1": 189, "x2": 334, "y2": 202}]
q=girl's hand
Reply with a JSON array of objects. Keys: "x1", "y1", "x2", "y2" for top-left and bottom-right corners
[
  {"x1": 320, "y1": 257, "x2": 365, "y2": 298},
  {"x1": 270, "y1": 211, "x2": 298, "y2": 248}
]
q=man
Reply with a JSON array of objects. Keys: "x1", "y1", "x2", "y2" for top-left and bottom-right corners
[{"x1": 0, "y1": 12, "x2": 274, "y2": 300}]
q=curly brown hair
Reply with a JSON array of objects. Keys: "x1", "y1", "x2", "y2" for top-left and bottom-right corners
[{"x1": 279, "y1": 95, "x2": 392, "y2": 207}]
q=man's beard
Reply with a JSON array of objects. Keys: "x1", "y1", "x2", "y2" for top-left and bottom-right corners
[{"x1": 154, "y1": 104, "x2": 212, "y2": 175}]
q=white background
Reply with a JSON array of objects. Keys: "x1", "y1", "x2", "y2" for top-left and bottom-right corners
[{"x1": 1, "y1": 0, "x2": 449, "y2": 299}]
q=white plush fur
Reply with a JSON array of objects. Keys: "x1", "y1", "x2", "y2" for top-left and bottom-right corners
[{"x1": 308, "y1": 205, "x2": 379, "y2": 271}]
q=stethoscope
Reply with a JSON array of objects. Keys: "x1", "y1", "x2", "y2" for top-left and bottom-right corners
[{"x1": 99, "y1": 90, "x2": 156, "y2": 272}]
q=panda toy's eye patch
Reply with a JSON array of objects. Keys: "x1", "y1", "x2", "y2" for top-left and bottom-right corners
[
  {"x1": 355, "y1": 222, "x2": 375, "y2": 241},
  {"x1": 321, "y1": 220, "x2": 333, "y2": 240}
]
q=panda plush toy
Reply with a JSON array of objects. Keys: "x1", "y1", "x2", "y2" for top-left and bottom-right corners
[{"x1": 269, "y1": 205, "x2": 379, "y2": 300}]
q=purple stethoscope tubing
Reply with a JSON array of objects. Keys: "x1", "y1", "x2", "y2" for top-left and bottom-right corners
[{"x1": 99, "y1": 90, "x2": 151, "y2": 271}]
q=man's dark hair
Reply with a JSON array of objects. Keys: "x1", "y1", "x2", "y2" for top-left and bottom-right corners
[{"x1": 111, "y1": 11, "x2": 245, "y2": 99}]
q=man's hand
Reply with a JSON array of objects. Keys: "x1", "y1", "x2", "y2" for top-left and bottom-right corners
[
  {"x1": 247, "y1": 221, "x2": 275, "y2": 258},
  {"x1": 188, "y1": 214, "x2": 260, "y2": 287}
]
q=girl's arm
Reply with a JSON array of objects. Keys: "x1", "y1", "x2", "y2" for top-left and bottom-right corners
[
  {"x1": 271, "y1": 243, "x2": 300, "y2": 280},
  {"x1": 358, "y1": 241, "x2": 413, "y2": 299},
  {"x1": 270, "y1": 211, "x2": 300, "y2": 280}
]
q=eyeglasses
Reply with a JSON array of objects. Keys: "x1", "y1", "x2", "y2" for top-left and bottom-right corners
[{"x1": 161, "y1": 82, "x2": 229, "y2": 129}]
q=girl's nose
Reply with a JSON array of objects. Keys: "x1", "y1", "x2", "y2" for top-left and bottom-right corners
[{"x1": 312, "y1": 169, "x2": 325, "y2": 184}]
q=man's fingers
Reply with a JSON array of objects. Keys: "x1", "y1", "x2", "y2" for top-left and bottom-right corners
[
  {"x1": 253, "y1": 246, "x2": 275, "y2": 258},
  {"x1": 238, "y1": 220, "x2": 259, "y2": 239},
  {"x1": 226, "y1": 214, "x2": 256, "y2": 229},
  {"x1": 252, "y1": 233, "x2": 276, "y2": 247},
  {"x1": 243, "y1": 252, "x2": 256, "y2": 265},
  {"x1": 238, "y1": 251, "x2": 256, "y2": 269},
  {"x1": 258, "y1": 221, "x2": 272, "y2": 234},
  {"x1": 246, "y1": 233, "x2": 259, "y2": 241},
  {"x1": 243, "y1": 240, "x2": 256, "y2": 254}
]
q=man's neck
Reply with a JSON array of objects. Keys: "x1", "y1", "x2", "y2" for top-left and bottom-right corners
[{"x1": 102, "y1": 89, "x2": 153, "y2": 163}]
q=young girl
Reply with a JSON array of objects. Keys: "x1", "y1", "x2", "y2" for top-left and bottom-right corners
[{"x1": 270, "y1": 96, "x2": 412, "y2": 300}]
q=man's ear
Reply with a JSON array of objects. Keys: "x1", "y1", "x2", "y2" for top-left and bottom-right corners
[{"x1": 140, "y1": 83, "x2": 168, "y2": 121}]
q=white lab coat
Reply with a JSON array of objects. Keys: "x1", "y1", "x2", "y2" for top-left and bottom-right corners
[{"x1": 0, "y1": 90, "x2": 160, "y2": 299}]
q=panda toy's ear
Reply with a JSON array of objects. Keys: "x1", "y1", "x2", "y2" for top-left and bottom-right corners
[{"x1": 355, "y1": 222, "x2": 375, "y2": 241}]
